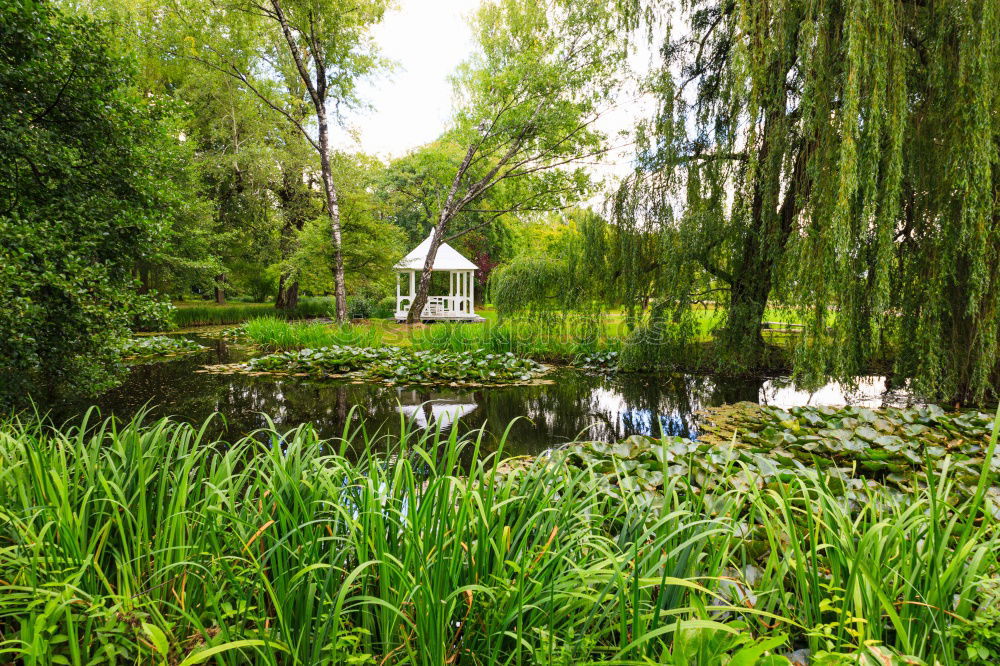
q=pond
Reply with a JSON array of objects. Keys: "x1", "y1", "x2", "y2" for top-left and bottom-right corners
[{"x1": 52, "y1": 332, "x2": 911, "y2": 457}]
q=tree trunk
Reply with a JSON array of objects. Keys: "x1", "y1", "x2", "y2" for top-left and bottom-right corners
[
  {"x1": 275, "y1": 276, "x2": 300, "y2": 310},
  {"x1": 214, "y1": 274, "x2": 226, "y2": 304},
  {"x1": 406, "y1": 141, "x2": 479, "y2": 324},
  {"x1": 406, "y1": 224, "x2": 446, "y2": 324},
  {"x1": 138, "y1": 266, "x2": 151, "y2": 295},
  {"x1": 275, "y1": 273, "x2": 286, "y2": 308},
  {"x1": 316, "y1": 106, "x2": 348, "y2": 323}
]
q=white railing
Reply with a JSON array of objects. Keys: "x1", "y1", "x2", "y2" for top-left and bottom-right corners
[{"x1": 396, "y1": 295, "x2": 473, "y2": 318}]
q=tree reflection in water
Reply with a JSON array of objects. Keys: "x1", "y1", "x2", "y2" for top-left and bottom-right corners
[{"x1": 51, "y1": 335, "x2": 899, "y2": 457}]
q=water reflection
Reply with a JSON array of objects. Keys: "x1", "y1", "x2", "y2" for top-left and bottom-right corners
[{"x1": 49, "y1": 335, "x2": 911, "y2": 456}]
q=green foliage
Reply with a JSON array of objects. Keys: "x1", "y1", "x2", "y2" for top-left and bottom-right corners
[
  {"x1": 242, "y1": 346, "x2": 545, "y2": 385},
  {"x1": 1, "y1": 411, "x2": 989, "y2": 663},
  {"x1": 948, "y1": 578, "x2": 1000, "y2": 664},
  {"x1": 699, "y1": 403, "x2": 1000, "y2": 507},
  {"x1": 0, "y1": 0, "x2": 195, "y2": 399},
  {"x1": 490, "y1": 254, "x2": 575, "y2": 319},
  {"x1": 490, "y1": 210, "x2": 620, "y2": 320},
  {"x1": 375, "y1": 140, "x2": 516, "y2": 263},
  {"x1": 554, "y1": 406, "x2": 1000, "y2": 661},
  {"x1": 411, "y1": 318, "x2": 616, "y2": 361},
  {"x1": 171, "y1": 298, "x2": 334, "y2": 327},
  {"x1": 282, "y1": 153, "x2": 405, "y2": 298},
  {"x1": 240, "y1": 317, "x2": 383, "y2": 351},
  {"x1": 564, "y1": 403, "x2": 1000, "y2": 509},
  {"x1": 613, "y1": 0, "x2": 1000, "y2": 403},
  {"x1": 618, "y1": 299, "x2": 701, "y2": 372}
]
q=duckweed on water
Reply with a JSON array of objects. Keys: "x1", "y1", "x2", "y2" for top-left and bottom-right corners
[{"x1": 216, "y1": 345, "x2": 548, "y2": 385}]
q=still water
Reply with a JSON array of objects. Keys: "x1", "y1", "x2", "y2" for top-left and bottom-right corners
[{"x1": 54, "y1": 333, "x2": 909, "y2": 456}]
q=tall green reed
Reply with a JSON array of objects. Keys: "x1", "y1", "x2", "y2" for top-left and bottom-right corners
[
  {"x1": 241, "y1": 318, "x2": 383, "y2": 351},
  {"x1": 410, "y1": 317, "x2": 617, "y2": 361},
  {"x1": 1, "y1": 408, "x2": 996, "y2": 664},
  {"x1": 171, "y1": 298, "x2": 334, "y2": 328}
]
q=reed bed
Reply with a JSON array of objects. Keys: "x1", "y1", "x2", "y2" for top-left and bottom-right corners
[
  {"x1": 1, "y1": 411, "x2": 995, "y2": 664},
  {"x1": 232, "y1": 317, "x2": 615, "y2": 363},
  {"x1": 409, "y1": 318, "x2": 618, "y2": 361},
  {"x1": 171, "y1": 298, "x2": 334, "y2": 328},
  {"x1": 240, "y1": 317, "x2": 384, "y2": 352}
]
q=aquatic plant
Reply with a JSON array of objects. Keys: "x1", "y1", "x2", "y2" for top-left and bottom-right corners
[
  {"x1": 219, "y1": 323, "x2": 250, "y2": 341},
  {"x1": 241, "y1": 346, "x2": 545, "y2": 385},
  {"x1": 1, "y1": 410, "x2": 992, "y2": 663},
  {"x1": 170, "y1": 297, "x2": 334, "y2": 327},
  {"x1": 572, "y1": 349, "x2": 619, "y2": 372},
  {"x1": 410, "y1": 317, "x2": 617, "y2": 361},
  {"x1": 697, "y1": 402, "x2": 1000, "y2": 510},
  {"x1": 121, "y1": 335, "x2": 205, "y2": 359},
  {"x1": 241, "y1": 317, "x2": 383, "y2": 351}
]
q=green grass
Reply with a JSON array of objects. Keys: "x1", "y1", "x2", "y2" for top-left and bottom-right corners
[
  {"x1": 228, "y1": 316, "x2": 618, "y2": 363},
  {"x1": 0, "y1": 409, "x2": 996, "y2": 664},
  {"x1": 408, "y1": 317, "x2": 618, "y2": 361},
  {"x1": 240, "y1": 317, "x2": 384, "y2": 351},
  {"x1": 170, "y1": 297, "x2": 335, "y2": 327}
]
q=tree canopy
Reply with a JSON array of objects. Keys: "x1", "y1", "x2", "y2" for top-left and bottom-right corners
[
  {"x1": 0, "y1": 0, "x2": 186, "y2": 397},
  {"x1": 611, "y1": 0, "x2": 1000, "y2": 403}
]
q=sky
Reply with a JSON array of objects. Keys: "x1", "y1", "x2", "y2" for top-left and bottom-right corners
[
  {"x1": 334, "y1": 0, "x2": 479, "y2": 159},
  {"x1": 332, "y1": 0, "x2": 660, "y2": 191}
]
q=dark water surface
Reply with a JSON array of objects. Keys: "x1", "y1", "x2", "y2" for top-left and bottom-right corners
[{"x1": 52, "y1": 333, "x2": 909, "y2": 456}]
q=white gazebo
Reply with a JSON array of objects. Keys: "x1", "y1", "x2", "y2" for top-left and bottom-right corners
[{"x1": 394, "y1": 234, "x2": 484, "y2": 322}]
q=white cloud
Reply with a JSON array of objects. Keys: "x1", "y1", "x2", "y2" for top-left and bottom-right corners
[{"x1": 333, "y1": 0, "x2": 479, "y2": 159}]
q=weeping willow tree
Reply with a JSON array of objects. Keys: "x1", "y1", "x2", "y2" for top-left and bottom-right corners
[
  {"x1": 613, "y1": 0, "x2": 999, "y2": 403},
  {"x1": 490, "y1": 209, "x2": 612, "y2": 319}
]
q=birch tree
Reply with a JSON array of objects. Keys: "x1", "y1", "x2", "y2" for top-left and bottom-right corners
[{"x1": 172, "y1": 0, "x2": 388, "y2": 321}]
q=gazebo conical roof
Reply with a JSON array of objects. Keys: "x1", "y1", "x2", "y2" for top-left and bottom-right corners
[{"x1": 394, "y1": 234, "x2": 478, "y2": 271}]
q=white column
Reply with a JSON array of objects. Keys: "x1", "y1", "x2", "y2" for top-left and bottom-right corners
[
  {"x1": 409, "y1": 270, "x2": 415, "y2": 297},
  {"x1": 469, "y1": 271, "x2": 474, "y2": 313},
  {"x1": 396, "y1": 272, "x2": 401, "y2": 313}
]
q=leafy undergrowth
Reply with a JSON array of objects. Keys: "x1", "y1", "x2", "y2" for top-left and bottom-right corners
[
  {"x1": 203, "y1": 345, "x2": 548, "y2": 386},
  {"x1": 122, "y1": 335, "x2": 205, "y2": 359},
  {"x1": 2, "y1": 412, "x2": 996, "y2": 664}
]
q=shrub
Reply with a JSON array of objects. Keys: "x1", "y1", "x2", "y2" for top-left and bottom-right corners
[{"x1": 373, "y1": 296, "x2": 397, "y2": 319}]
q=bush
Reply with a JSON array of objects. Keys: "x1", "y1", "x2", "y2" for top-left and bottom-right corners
[
  {"x1": 373, "y1": 296, "x2": 397, "y2": 319},
  {"x1": 346, "y1": 293, "x2": 376, "y2": 319},
  {"x1": 0, "y1": 1, "x2": 194, "y2": 399}
]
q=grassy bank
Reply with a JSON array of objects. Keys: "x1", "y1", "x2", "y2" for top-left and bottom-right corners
[
  {"x1": 170, "y1": 298, "x2": 335, "y2": 328},
  {"x1": 1, "y1": 410, "x2": 997, "y2": 664},
  {"x1": 232, "y1": 316, "x2": 618, "y2": 363}
]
